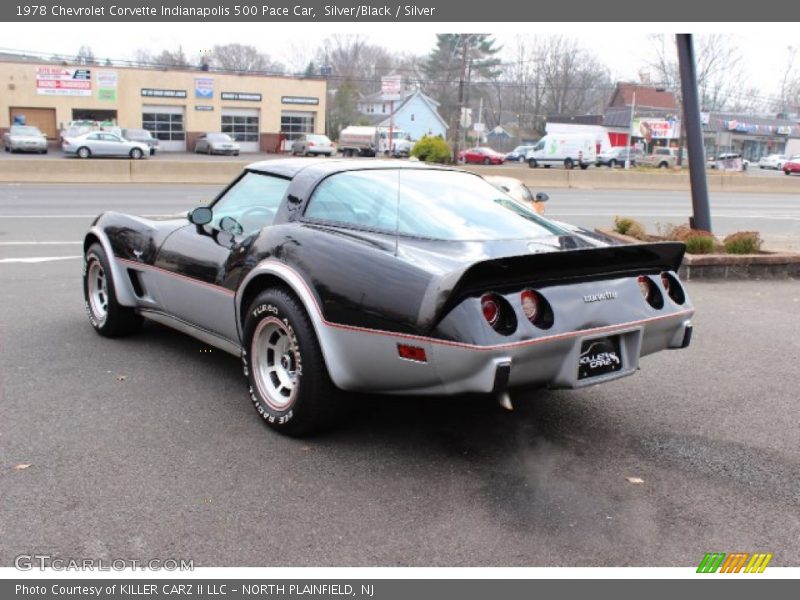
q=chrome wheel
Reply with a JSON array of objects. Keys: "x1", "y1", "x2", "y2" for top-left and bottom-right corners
[
  {"x1": 252, "y1": 317, "x2": 299, "y2": 411},
  {"x1": 87, "y1": 258, "x2": 109, "y2": 324}
]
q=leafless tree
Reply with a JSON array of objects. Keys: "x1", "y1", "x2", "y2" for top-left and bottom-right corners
[
  {"x1": 208, "y1": 43, "x2": 284, "y2": 73},
  {"x1": 646, "y1": 34, "x2": 763, "y2": 113}
]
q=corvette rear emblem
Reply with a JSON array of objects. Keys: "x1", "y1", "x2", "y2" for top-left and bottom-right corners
[{"x1": 583, "y1": 291, "x2": 617, "y2": 303}]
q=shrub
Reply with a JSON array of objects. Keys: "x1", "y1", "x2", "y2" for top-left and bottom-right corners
[
  {"x1": 723, "y1": 231, "x2": 762, "y2": 254},
  {"x1": 684, "y1": 233, "x2": 716, "y2": 254},
  {"x1": 626, "y1": 221, "x2": 648, "y2": 240},
  {"x1": 613, "y1": 216, "x2": 648, "y2": 240},
  {"x1": 410, "y1": 136, "x2": 452, "y2": 164},
  {"x1": 658, "y1": 223, "x2": 696, "y2": 242}
]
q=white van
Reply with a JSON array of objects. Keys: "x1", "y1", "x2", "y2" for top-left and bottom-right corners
[{"x1": 526, "y1": 133, "x2": 597, "y2": 169}]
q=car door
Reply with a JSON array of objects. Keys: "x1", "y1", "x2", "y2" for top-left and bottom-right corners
[
  {"x1": 84, "y1": 133, "x2": 107, "y2": 155},
  {"x1": 152, "y1": 172, "x2": 291, "y2": 343},
  {"x1": 103, "y1": 133, "x2": 127, "y2": 156}
]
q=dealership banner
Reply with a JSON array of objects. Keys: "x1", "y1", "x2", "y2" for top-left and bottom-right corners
[{"x1": 35, "y1": 67, "x2": 91, "y2": 96}]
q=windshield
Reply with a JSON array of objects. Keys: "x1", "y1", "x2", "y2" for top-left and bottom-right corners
[
  {"x1": 208, "y1": 133, "x2": 233, "y2": 142},
  {"x1": 305, "y1": 169, "x2": 566, "y2": 241},
  {"x1": 11, "y1": 126, "x2": 41, "y2": 136}
]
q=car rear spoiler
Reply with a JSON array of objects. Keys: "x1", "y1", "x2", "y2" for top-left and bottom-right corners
[{"x1": 420, "y1": 242, "x2": 686, "y2": 330}]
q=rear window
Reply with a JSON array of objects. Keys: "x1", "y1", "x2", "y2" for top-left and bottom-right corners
[{"x1": 305, "y1": 169, "x2": 565, "y2": 241}]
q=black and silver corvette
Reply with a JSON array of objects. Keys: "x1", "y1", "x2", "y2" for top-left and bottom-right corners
[{"x1": 82, "y1": 159, "x2": 694, "y2": 435}]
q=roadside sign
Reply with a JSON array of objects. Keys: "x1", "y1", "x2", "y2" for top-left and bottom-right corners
[{"x1": 381, "y1": 75, "x2": 402, "y2": 100}]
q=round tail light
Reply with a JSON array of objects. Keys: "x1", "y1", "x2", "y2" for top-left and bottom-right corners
[
  {"x1": 638, "y1": 275, "x2": 651, "y2": 299},
  {"x1": 638, "y1": 275, "x2": 664, "y2": 309},
  {"x1": 661, "y1": 273, "x2": 671, "y2": 293},
  {"x1": 481, "y1": 294, "x2": 500, "y2": 327},
  {"x1": 520, "y1": 289, "x2": 539, "y2": 322}
]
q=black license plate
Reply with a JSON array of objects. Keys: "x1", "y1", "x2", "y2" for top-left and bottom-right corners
[{"x1": 578, "y1": 336, "x2": 623, "y2": 380}]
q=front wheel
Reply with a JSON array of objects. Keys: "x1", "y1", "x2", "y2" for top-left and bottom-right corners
[
  {"x1": 528, "y1": 159, "x2": 538, "y2": 168},
  {"x1": 579, "y1": 162, "x2": 589, "y2": 170},
  {"x1": 77, "y1": 147, "x2": 91, "y2": 159},
  {"x1": 83, "y1": 243, "x2": 142, "y2": 337},
  {"x1": 608, "y1": 159, "x2": 617, "y2": 168},
  {"x1": 130, "y1": 148, "x2": 143, "y2": 160},
  {"x1": 483, "y1": 157, "x2": 491, "y2": 165},
  {"x1": 564, "y1": 158, "x2": 574, "y2": 170},
  {"x1": 243, "y1": 288, "x2": 351, "y2": 436}
]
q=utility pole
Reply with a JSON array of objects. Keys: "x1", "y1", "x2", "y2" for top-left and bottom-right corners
[
  {"x1": 625, "y1": 91, "x2": 636, "y2": 170},
  {"x1": 453, "y1": 35, "x2": 469, "y2": 159},
  {"x1": 677, "y1": 34, "x2": 712, "y2": 232}
]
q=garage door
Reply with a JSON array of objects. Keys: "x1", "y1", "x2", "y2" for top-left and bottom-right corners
[
  {"x1": 221, "y1": 107, "x2": 260, "y2": 153},
  {"x1": 10, "y1": 107, "x2": 57, "y2": 139},
  {"x1": 142, "y1": 104, "x2": 186, "y2": 152}
]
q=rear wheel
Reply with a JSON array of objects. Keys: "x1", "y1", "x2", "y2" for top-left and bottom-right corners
[
  {"x1": 528, "y1": 158, "x2": 538, "y2": 168},
  {"x1": 483, "y1": 157, "x2": 491, "y2": 165},
  {"x1": 659, "y1": 161, "x2": 668, "y2": 169},
  {"x1": 130, "y1": 148, "x2": 143, "y2": 160},
  {"x1": 608, "y1": 159, "x2": 617, "y2": 168},
  {"x1": 564, "y1": 158, "x2": 574, "y2": 170},
  {"x1": 83, "y1": 243, "x2": 142, "y2": 337},
  {"x1": 77, "y1": 147, "x2": 91, "y2": 159},
  {"x1": 243, "y1": 288, "x2": 351, "y2": 436}
]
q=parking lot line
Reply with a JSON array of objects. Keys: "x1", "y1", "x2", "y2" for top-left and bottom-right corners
[{"x1": 0, "y1": 255, "x2": 81, "y2": 263}]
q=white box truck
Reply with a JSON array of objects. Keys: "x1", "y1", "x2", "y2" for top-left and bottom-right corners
[
  {"x1": 526, "y1": 133, "x2": 596, "y2": 169},
  {"x1": 338, "y1": 126, "x2": 412, "y2": 158}
]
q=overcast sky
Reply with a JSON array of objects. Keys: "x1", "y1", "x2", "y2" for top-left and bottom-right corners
[{"x1": 0, "y1": 23, "x2": 795, "y2": 105}]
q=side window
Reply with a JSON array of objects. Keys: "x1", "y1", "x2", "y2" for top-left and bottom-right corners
[
  {"x1": 305, "y1": 170, "x2": 399, "y2": 231},
  {"x1": 87, "y1": 133, "x2": 101, "y2": 140},
  {"x1": 211, "y1": 172, "x2": 290, "y2": 236}
]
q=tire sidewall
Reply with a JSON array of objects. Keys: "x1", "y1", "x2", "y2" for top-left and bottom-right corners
[{"x1": 243, "y1": 292, "x2": 310, "y2": 428}]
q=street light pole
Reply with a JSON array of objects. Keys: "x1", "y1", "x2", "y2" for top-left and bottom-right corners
[
  {"x1": 676, "y1": 33, "x2": 712, "y2": 232},
  {"x1": 453, "y1": 35, "x2": 469, "y2": 160},
  {"x1": 625, "y1": 91, "x2": 636, "y2": 170}
]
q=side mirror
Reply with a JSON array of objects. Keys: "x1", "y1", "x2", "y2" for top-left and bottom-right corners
[
  {"x1": 535, "y1": 192, "x2": 549, "y2": 203},
  {"x1": 188, "y1": 206, "x2": 213, "y2": 226}
]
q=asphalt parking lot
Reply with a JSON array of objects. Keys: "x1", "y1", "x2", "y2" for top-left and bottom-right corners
[{"x1": 1, "y1": 185, "x2": 799, "y2": 567}]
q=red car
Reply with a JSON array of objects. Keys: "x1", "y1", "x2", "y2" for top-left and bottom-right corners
[
  {"x1": 783, "y1": 155, "x2": 800, "y2": 175},
  {"x1": 458, "y1": 146, "x2": 505, "y2": 165}
]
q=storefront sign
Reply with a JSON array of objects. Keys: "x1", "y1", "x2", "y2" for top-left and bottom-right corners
[
  {"x1": 96, "y1": 70, "x2": 118, "y2": 101},
  {"x1": 282, "y1": 96, "x2": 319, "y2": 105},
  {"x1": 141, "y1": 88, "x2": 187, "y2": 98},
  {"x1": 36, "y1": 66, "x2": 92, "y2": 96},
  {"x1": 195, "y1": 105, "x2": 214, "y2": 111},
  {"x1": 777, "y1": 126, "x2": 793, "y2": 135},
  {"x1": 195, "y1": 77, "x2": 214, "y2": 99},
  {"x1": 633, "y1": 118, "x2": 680, "y2": 141},
  {"x1": 221, "y1": 92, "x2": 262, "y2": 101}
]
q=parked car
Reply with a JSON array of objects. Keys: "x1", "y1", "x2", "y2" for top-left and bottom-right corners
[
  {"x1": 3, "y1": 125, "x2": 48, "y2": 153},
  {"x1": 525, "y1": 133, "x2": 596, "y2": 170},
  {"x1": 82, "y1": 158, "x2": 694, "y2": 436},
  {"x1": 707, "y1": 153, "x2": 749, "y2": 170},
  {"x1": 291, "y1": 134, "x2": 335, "y2": 157},
  {"x1": 458, "y1": 146, "x2": 506, "y2": 165},
  {"x1": 122, "y1": 128, "x2": 159, "y2": 155},
  {"x1": 504, "y1": 145, "x2": 534, "y2": 163},
  {"x1": 783, "y1": 155, "x2": 800, "y2": 175},
  {"x1": 596, "y1": 147, "x2": 643, "y2": 168},
  {"x1": 484, "y1": 175, "x2": 548, "y2": 215},
  {"x1": 62, "y1": 131, "x2": 149, "y2": 159},
  {"x1": 194, "y1": 133, "x2": 240, "y2": 156},
  {"x1": 758, "y1": 154, "x2": 787, "y2": 170},
  {"x1": 640, "y1": 147, "x2": 681, "y2": 169}
]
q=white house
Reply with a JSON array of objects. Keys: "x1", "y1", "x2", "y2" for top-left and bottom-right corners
[{"x1": 357, "y1": 89, "x2": 448, "y2": 140}]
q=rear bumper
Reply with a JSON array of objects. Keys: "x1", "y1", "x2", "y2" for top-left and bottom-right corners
[{"x1": 317, "y1": 310, "x2": 694, "y2": 396}]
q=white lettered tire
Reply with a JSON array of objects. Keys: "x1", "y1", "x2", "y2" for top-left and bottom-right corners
[{"x1": 242, "y1": 288, "x2": 350, "y2": 436}]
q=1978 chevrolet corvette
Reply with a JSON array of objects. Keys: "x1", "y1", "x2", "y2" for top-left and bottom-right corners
[{"x1": 83, "y1": 159, "x2": 694, "y2": 435}]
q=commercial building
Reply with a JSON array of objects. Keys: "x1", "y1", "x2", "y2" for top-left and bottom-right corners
[{"x1": 0, "y1": 58, "x2": 327, "y2": 152}]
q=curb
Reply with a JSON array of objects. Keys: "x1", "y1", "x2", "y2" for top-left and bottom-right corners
[{"x1": 596, "y1": 229, "x2": 800, "y2": 281}]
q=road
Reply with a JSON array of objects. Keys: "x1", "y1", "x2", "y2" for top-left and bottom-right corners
[{"x1": 1, "y1": 184, "x2": 799, "y2": 567}]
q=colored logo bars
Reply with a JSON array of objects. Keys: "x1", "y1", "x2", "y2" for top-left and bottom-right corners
[{"x1": 697, "y1": 552, "x2": 773, "y2": 573}]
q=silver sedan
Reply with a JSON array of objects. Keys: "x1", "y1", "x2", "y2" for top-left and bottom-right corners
[
  {"x1": 62, "y1": 131, "x2": 150, "y2": 159},
  {"x1": 194, "y1": 133, "x2": 240, "y2": 156},
  {"x1": 3, "y1": 125, "x2": 49, "y2": 154}
]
